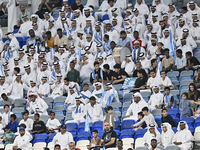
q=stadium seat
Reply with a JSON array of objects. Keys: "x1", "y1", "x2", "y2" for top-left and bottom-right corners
[
  {"x1": 155, "y1": 118, "x2": 162, "y2": 127},
  {"x1": 143, "y1": 97, "x2": 149, "y2": 102},
  {"x1": 53, "y1": 110, "x2": 63, "y2": 115},
  {"x1": 157, "y1": 146, "x2": 164, "y2": 150},
  {"x1": 77, "y1": 127, "x2": 86, "y2": 133},
  {"x1": 180, "y1": 80, "x2": 193, "y2": 86},
  {"x1": 123, "y1": 102, "x2": 131, "y2": 107},
  {"x1": 16, "y1": 37, "x2": 23, "y2": 48},
  {"x1": 171, "y1": 80, "x2": 179, "y2": 89},
  {"x1": 78, "y1": 131, "x2": 91, "y2": 138},
  {"x1": 33, "y1": 142, "x2": 46, "y2": 150},
  {"x1": 14, "y1": 98, "x2": 26, "y2": 107},
  {"x1": 33, "y1": 139, "x2": 46, "y2": 144},
  {"x1": 181, "y1": 117, "x2": 194, "y2": 124},
  {"x1": 120, "y1": 134, "x2": 132, "y2": 139},
  {"x1": 165, "y1": 145, "x2": 179, "y2": 150},
  {"x1": 173, "y1": 118, "x2": 179, "y2": 126},
  {"x1": 151, "y1": 109, "x2": 162, "y2": 115},
  {"x1": 40, "y1": 115, "x2": 49, "y2": 124},
  {"x1": 53, "y1": 105, "x2": 64, "y2": 110},
  {"x1": 122, "y1": 107, "x2": 128, "y2": 112},
  {"x1": 53, "y1": 101, "x2": 64, "y2": 107},
  {"x1": 65, "y1": 114, "x2": 73, "y2": 120},
  {"x1": 35, "y1": 133, "x2": 48, "y2": 140},
  {"x1": 124, "y1": 92, "x2": 134, "y2": 98},
  {"x1": 135, "y1": 138, "x2": 144, "y2": 148},
  {"x1": 54, "y1": 96, "x2": 66, "y2": 102},
  {"x1": 113, "y1": 84, "x2": 122, "y2": 90},
  {"x1": 2, "y1": 37, "x2": 8, "y2": 43},
  {"x1": 22, "y1": 36, "x2": 30, "y2": 45},
  {"x1": 180, "y1": 70, "x2": 193, "y2": 76},
  {"x1": 49, "y1": 133, "x2": 57, "y2": 139},
  {"x1": 101, "y1": 14, "x2": 109, "y2": 22},
  {"x1": 92, "y1": 126, "x2": 103, "y2": 132},
  {"x1": 196, "y1": 117, "x2": 200, "y2": 122},
  {"x1": 55, "y1": 114, "x2": 64, "y2": 120},
  {"x1": 167, "y1": 71, "x2": 179, "y2": 77},
  {"x1": 110, "y1": 102, "x2": 122, "y2": 107},
  {"x1": 93, "y1": 121, "x2": 103, "y2": 127},
  {"x1": 170, "y1": 90, "x2": 179, "y2": 96},
  {"x1": 121, "y1": 129, "x2": 135, "y2": 136},
  {"x1": 47, "y1": 142, "x2": 54, "y2": 149},
  {"x1": 12, "y1": 107, "x2": 24, "y2": 113},
  {"x1": 121, "y1": 120, "x2": 135, "y2": 130},
  {"x1": 43, "y1": 97, "x2": 53, "y2": 107},
  {"x1": 167, "y1": 108, "x2": 179, "y2": 115},
  {"x1": 194, "y1": 122, "x2": 200, "y2": 128},
  {"x1": 0, "y1": 144, "x2": 4, "y2": 148},
  {"x1": 123, "y1": 97, "x2": 132, "y2": 103},
  {"x1": 76, "y1": 136, "x2": 88, "y2": 142},
  {"x1": 115, "y1": 120, "x2": 120, "y2": 130},
  {"x1": 135, "y1": 146, "x2": 148, "y2": 150},
  {"x1": 122, "y1": 138, "x2": 134, "y2": 149},
  {"x1": 112, "y1": 111, "x2": 121, "y2": 117},
  {"x1": 76, "y1": 140, "x2": 90, "y2": 149},
  {"x1": 140, "y1": 91, "x2": 151, "y2": 97},
  {"x1": 13, "y1": 29, "x2": 19, "y2": 33},
  {"x1": 66, "y1": 123, "x2": 78, "y2": 132},
  {"x1": 5, "y1": 144, "x2": 14, "y2": 150}
]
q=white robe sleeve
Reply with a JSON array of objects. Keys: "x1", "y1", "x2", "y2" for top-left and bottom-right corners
[{"x1": 40, "y1": 99, "x2": 48, "y2": 113}]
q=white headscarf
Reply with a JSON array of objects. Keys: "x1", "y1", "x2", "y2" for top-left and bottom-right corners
[
  {"x1": 132, "y1": 92, "x2": 146, "y2": 102},
  {"x1": 161, "y1": 122, "x2": 174, "y2": 135},
  {"x1": 177, "y1": 121, "x2": 189, "y2": 131},
  {"x1": 187, "y1": 1, "x2": 200, "y2": 12},
  {"x1": 152, "y1": 0, "x2": 165, "y2": 5},
  {"x1": 135, "y1": 0, "x2": 146, "y2": 7}
]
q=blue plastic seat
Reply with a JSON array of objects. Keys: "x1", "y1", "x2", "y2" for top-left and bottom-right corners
[
  {"x1": 121, "y1": 129, "x2": 134, "y2": 135},
  {"x1": 135, "y1": 147, "x2": 149, "y2": 150},
  {"x1": 66, "y1": 123, "x2": 78, "y2": 132},
  {"x1": 194, "y1": 122, "x2": 200, "y2": 128},
  {"x1": 35, "y1": 133, "x2": 48, "y2": 140},
  {"x1": 16, "y1": 37, "x2": 23, "y2": 48},
  {"x1": 115, "y1": 120, "x2": 120, "y2": 130},
  {"x1": 167, "y1": 71, "x2": 179, "y2": 77},
  {"x1": 155, "y1": 118, "x2": 162, "y2": 127},
  {"x1": 157, "y1": 128, "x2": 162, "y2": 133},
  {"x1": 54, "y1": 96, "x2": 66, "y2": 102},
  {"x1": 172, "y1": 127, "x2": 177, "y2": 133},
  {"x1": 110, "y1": 102, "x2": 122, "y2": 108},
  {"x1": 121, "y1": 120, "x2": 135, "y2": 130},
  {"x1": 123, "y1": 98, "x2": 132, "y2": 103},
  {"x1": 77, "y1": 127, "x2": 86, "y2": 133},
  {"x1": 196, "y1": 117, "x2": 200, "y2": 122},
  {"x1": 93, "y1": 121, "x2": 103, "y2": 127},
  {"x1": 33, "y1": 139, "x2": 46, "y2": 144},
  {"x1": 134, "y1": 134, "x2": 144, "y2": 140},
  {"x1": 76, "y1": 136, "x2": 88, "y2": 142},
  {"x1": 179, "y1": 75, "x2": 192, "y2": 82},
  {"x1": 143, "y1": 97, "x2": 149, "y2": 102},
  {"x1": 167, "y1": 108, "x2": 179, "y2": 115},
  {"x1": 140, "y1": 91, "x2": 151, "y2": 97},
  {"x1": 181, "y1": 117, "x2": 194, "y2": 124},
  {"x1": 120, "y1": 134, "x2": 132, "y2": 139},
  {"x1": 78, "y1": 131, "x2": 91, "y2": 138},
  {"x1": 13, "y1": 29, "x2": 19, "y2": 34},
  {"x1": 49, "y1": 133, "x2": 57, "y2": 139},
  {"x1": 101, "y1": 14, "x2": 109, "y2": 22},
  {"x1": 2, "y1": 37, "x2": 8, "y2": 42},
  {"x1": 53, "y1": 101, "x2": 64, "y2": 107},
  {"x1": 92, "y1": 126, "x2": 103, "y2": 132},
  {"x1": 22, "y1": 36, "x2": 30, "y2": 45},
  {"x1": 122, "y1": 107, "x2": 128, "y2": 112},
  {"x1": 14, "y1": 98, "x2": 26, "y2": 107}
]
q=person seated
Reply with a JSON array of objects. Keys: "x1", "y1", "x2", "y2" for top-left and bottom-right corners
[
  {"x1": 113, "y1": 64, "x2": 128, "y2": 84},
  {"x1": 160, "y1": 123, "x2": 174, "y2": 148},
  {"x1": 46, "y1": 112, "x2": 61, "y2": 134},
  {"x1": 103, "y1": 64, "x2": 114, "y2": 85},
  {"x1": 2, "y1": 104, "x2": 13, "y2": 127},
  {"x1": 147, "y1": 70, "x2": 156, "y2": 89},
  {"x1": 12, "y1": 127, "x2": 31, "y2": 150},
  {"x1": 163, "y1": 87, "x2": 175, "y2": 109},
  {"x1": 100, "y1": 83, "x2": 120, "y2": 108},
  {"x1": 132, "y1": 61, "x2": 148, "y2": 78},
  {"x1": 159, "y1": 71, "x2": 174, "y2": 90},
  {"x1": 81, "y1": 83, "x2": 91, "y2": 104},
  {"x1": 90, "y1": 61, "x2": 104, "y2": 85},
  {"x1": 91, "y1": 82, "x2": 104, "y2": 102},
  {"x1": 148, "y1": 86, "x2": 164, "y2": 112},
  {"x1": 131, "y1": 70, "x2": 147, "y2": 92},
  {"x1": 50, "y1": 74, "x2": 64, "y2": 99},
  {"x1": 172, "y1": 121, "x2": 193, "y2": 150},
  {"x1": 116, "y1": 31, "x2": 132, "y2": 47},
  {"x1": 1, "y1": 125, "x2": 15, "y2": 147},
  {"x1": 32, "y1": 113, "x2": 46, "y2": 135},
  {"x1": 150, "y1": 139, "x2": 160, "y2": 150},
  {"x1": 90, "y1": 129, "x2": 101, "y2": 148},
  {"x1": 139, "y1": 52, "x2": 151, "y2": 74},
  {"x1": 100, "y1": 122, "x2": 117, "y2": 148},
  {"x1": 161, "y1": 48, "x2": 174, "y2": 73},
  {"x1": 173, "y1": 49, "x2": 186, "y2": 72},
  {"x1": 67, "y1": 61, "x2": 80, "y2": 83},
  {"x1": 161, "y1": 108, "x2": 175, "y2": 127},
  {"x1": 64, "y1": 86, "x2": 78, "y2": 107},
  {"x1": 71, "y1": 0, "x2": 84, "y2": 12},
  {"x1": 19, "y1": 111, "x2": 34, "y2": 133},
  {"x1": 132, "y1": 40, "x2": 145, "y2": 63},
  {"x1": 121, "y1": 55, "x2": 136, "y2": 75},
  {"x1": 133, "y1": 112, "x2": 147, "y2": 131},
  {"x1": 38, "y1": 76, "x2": 50, "y2": 98},
  {"x1": 1, "y1": 93, "x2": 15, "y2": 110},
  {"x1": 84, "y1": 96, "x2": 103, "y2": 123},
  {"x1": 193, "y1": 67, "x2": 200, "y2": 88},
  {"x1": 66, "y1": 96, "x2": 85, "y2": 124},
  {"x1": 28, "y1": 92, "x2": 48, "y2": 116},
  {"x1": 149, "y1": 59, "x2": 158, "y2": 74},
  {"x1": 8, "y1": 114, "x2": 18, "y2": 133},
  {"x1": 143, "y1": 124, "x2": 161, "y2": 148},
  {"x1": 36, "y1": 0, "x2": 52, "y2": 19},
  {"x1": 185, "y1": 51, "x2": 200, "y2": 70}
]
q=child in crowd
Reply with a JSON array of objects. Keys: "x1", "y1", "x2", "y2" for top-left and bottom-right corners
[
  {"x1": 163, "y1": 87, "x2": 175, "y2": 109},
  {"x1": 32, "y1": 113, "x2": 46, "y2": 135},
  {"x1": 1, "y1": 125, "x2": 15, "y2": 147},
  {"x1": 2, "y1": 104, "x2": 13, "y2": 127},
  {"x1": 81, "y1": 83, "x2": 91, "y2": 104},
  {"x1": 19, "y1": 111, "x2": 34, "y2": 133},
  {"x1": 161, "y1": 108, "x2": 175, "y2": 127},
  {"x1": 179, "y1": 92, "x2": 193, "y2": 119},
  {"x1": 104, "y1": 106, "x2": 115, "y2": 130},
  {"x1": 8, "y1": 114, "x2": 18, "y2": 133},
  {"x1": 133, "y1": 112, "x2": 147, "y2": 131},
  {"x1": 46, "y1": 112, "x2": 61, "y2": 134},
  {"x1": 132, "y1": 107, "x2": 157, "y2": 128},
  {"x1": 90, "y1": 129, "x2": 101, "y2": 148}
]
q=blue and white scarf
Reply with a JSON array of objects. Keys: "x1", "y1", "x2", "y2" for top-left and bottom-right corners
[
  {"x1": 68, "y1": 26, "x2": 76, "y2": 37},
  {"x1": 103, "y1": 40, "x2": 111, "y2": 53},
  {"x1": 2, "y1": 46, "x2": 13, "y2": 62},
  {"x1": 96, "y1": 51, "x2": 104, "y2": 58},
  {"x1": 66, "y1": 12, "x2": 72, "y2": 19},
  {"x1": 164, "y1": 93, "x2": 174, "y2": 108},
  {"x1": 92, "y1": 68, "x2": 103, "y2": 80},
  {"x1": 51, "y1": 69, "x2": 61, "y2": 83},
  {"x1": 94, "y1": 31, "x2": 103, "y2": 44},
  {"x1": 68, "y1": 53, "x2": 77, "y2": 59},
  {"x1": 134, "y1": 22, "x2": 142, "y2": 31},
  {"x1": 133, "y1": 46, "x2": 141, "y2": 62},
  {"x1": 105, "y1": 88, "x2": 115, "y2": 108},
  {"x1": 84, "y1": 25, "x2": 93, "y2": 36},
  {"x1": 75, "y1": 105, "x2": 81, "y2": 114}
]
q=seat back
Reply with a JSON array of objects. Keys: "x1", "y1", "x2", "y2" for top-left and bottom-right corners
[
  {"x1": 135, "y1": 138, "x2": 144, "y2": 148},
  {"x1": 135, "y1": 146, "x2": 148, "y2": 150},
  {"x1": 165, "y1": 145, "x2": 179, "y2": 150}
]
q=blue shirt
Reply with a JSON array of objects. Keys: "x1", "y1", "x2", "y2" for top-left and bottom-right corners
[
  {"x1": 179, "y1": 99, "x2": 192, "y2": 118},
  {"x1": 8, "y1": 121, "x2": 18, "y2": 133},
  {"x1": 68, "y1": 0, "x2": 76, "y2": 5},
  {"x1": 117, "y1": 37, "x2": 132, "y2": 47}
]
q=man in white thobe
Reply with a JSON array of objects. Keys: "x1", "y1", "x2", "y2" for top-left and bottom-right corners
[
  {"x1": 177, "y1": 39, "x2": 193, "y2": 55},
  {"x1": 52, "y1": 125, "x2": 74, "y2": 150},
  {"x1": 84, "y1": 96, "x2": 104, "y2": 123},
  {"x1": 104, "y1": 22, "x2": 120, "y2": 44},
  {"x1": 28, "y1": 92, "x2": 48, "y2": 116},
  {"x1": 0, "y1": 76, "x2": 9, "y2": 97},
  {"x1": 12, "y1": 127, "x2": 30, "y2": 150},
  {"x1": 160, "y1": 123, "x2": 174, "y2": 148},
  {"x1": 172, "y1": 121, "x2": 193, "y2": 150},
  {"x1": 124, "y1": 92, "x2": 148, "y2": 121},
  {"x1": 22, "y1": 65, "x2": 37, "y2": 87},
  {"x1": 50, "y1": 74, "x2": 64, "y2": 99},
  {"x1": 121, "y1": 55, "x2": 135, "y2": 74}
]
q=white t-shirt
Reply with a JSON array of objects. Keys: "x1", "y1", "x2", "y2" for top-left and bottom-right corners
[{"x1": 46, "y1": 118, "x2": 61, "y2": 133}]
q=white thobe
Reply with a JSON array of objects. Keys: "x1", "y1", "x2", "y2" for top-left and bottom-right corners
[
  {"x1": 161, "y1": 131, "x2": 174, "y2": 148},
  {"x1": 148, "y1": 45, "x2": 158, "y2": 60},
  {"x1": 7, "y1": 0, "x2": 18, "y2": 32},
  {"x1": 172, "y1": 129, "x2": 193, "y2": 150},
  {"x1": 38, "y1": 83, "x2": 50, "y2": 97},
  {"x1": 37, "y1": 70, "x2": 51, "y2": 84},
  {"x1": 106, "y1": 29, "x2": 120, "y2": 44},
  {"x1": 5, "y1": 76, "x2": 12, "y2": 85},
  {"x1": 148, "y1": 92, "x2": 164, "y2": 111},
  {"x1": 81, "y1": 90, "x2": 91, "y2": 104},
  {"x1": 121, "y1": 61, "x2": 135, "y2": 74},
  {"x1": 67, "y1": 104, "x2": 85, "y2": 124},
  {"x1": 13, "y1": 135, "x2": 30, "y2": 150},
  {"x1": 140, "y1": 58, "x2": 151, "y2": 74},
  {"x1": 82, "y1": 16, "x2": 95, "y2": 28},
  {"x1": 100, "y1": 89, "x2": 120, "y2": 108},
  {"x1": 10, "y1": 37, "x2": 20, "y2": 59},
  {"x1": 48, "y1": 26, "x2": 57, "y2": 38},
  {"x1": 148, "y1": 12, "x2": 162, "y2": 24},
  {"x1": 133, "y1": 23, "x2": 146, "y2": 39},
  {"x1": 147, "y1": 77, "x2": 155, "y2": 88},
  {"x1": 84, "y1": 103, "x2": 104, "y2": 123},
  {"x1": 154, "y1": 3, "x2": 168, "y2": 14},
  {"x1": 15, "y1": 21, "x2": 32, "y2": 38},
  {"x1": 190, "y1": 26, "x2": 200, "y2": 41},
  {"x1": 0, "y1": 83, "x2": 9, "y2": 97},
  {"x1": 15, "y1": 130, "x2": 33, "y2": 142},
  {"x1": 7, "y1": 81, "x2": 24, "y2": 99},
  {"x1": 2, "y1": 111, "x2": 13, "y2": 127},
  {"x1": 143, "y1": 130, "x2": 161, "y2": 147},
  {"x1": 134, "y1": 3, "x2": 149, "y2": 16},
  {"x1": 133, "y1": 113, "x2": 157, "y2": 127},
  {"x1": 52, "y1": 131, "x2": 74, "y2": 150},
  {"x1": 30, "y1": 0, "x2": 41, "y2": 14},
  {"x1": 125, "y1": 100, "x2": 148, "y2": 121},
  {"x1": 29, "y1": 98, "x2": 48, "y2": 115},
  {"x1": 159, "y1": 76, "x2": 173, "y2": 88},
  {"x1": 159, "y1": 37, "x2": 170, "y2": 49},
  {"x1": 65, "y1": 92, "x2": 78, "y2": 105},
  {"x1": 22, "y1": 72, "x2": 37, "y2": 86},
  {"x1": 176, "y1": 36, "x2": 197, "y2": 50},
  {"x1": 152, "y1": 21, "x2": 160, "y2": 32},
  {"x1": 177, "y1": 45, "x2": 193, "y2": 55},
  {"x1": 79, "y1": 60, "x2": 94, "y2": 78},
  {"x1": 19, "y1": 118, "x2": 34, "y2": 132},
  {"x1": 50, "y1": 82, "x2": 64, "y2": 99},
  {"x1": 175, "y1": 25, "x2": 190, "y2": 40}
]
